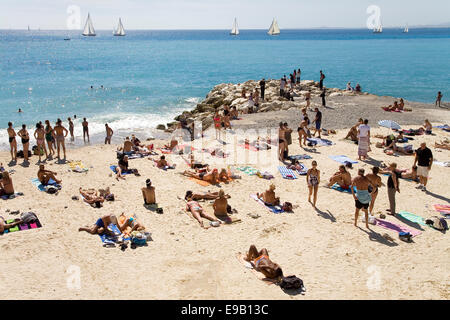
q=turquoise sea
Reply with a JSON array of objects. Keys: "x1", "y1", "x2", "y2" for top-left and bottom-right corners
[{"x1": 0, "y1": 28, "x2": 449, "y2": 148}]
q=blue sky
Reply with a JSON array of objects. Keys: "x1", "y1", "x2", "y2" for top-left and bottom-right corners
[{"x1": 1, "y1": 0, "x2": 449, "y2": 29}]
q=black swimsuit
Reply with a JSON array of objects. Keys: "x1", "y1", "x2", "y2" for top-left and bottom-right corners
[{"x1": 9, "y1": 137, "x2": 15, "y2": 143}]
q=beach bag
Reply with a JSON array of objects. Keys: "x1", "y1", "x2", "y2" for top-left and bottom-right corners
[
  {"x1": 399, "y1": 232, "x2": 412, "y2": 242},
  {"x1": 45, "y1": 186, "x2": 58, "y2": 194},
  {"x1": 131, "y1": 232, "x2": 147, "y2": 246},
  {"x1": 105, "y1": 194, "x2": 115, "y2": 201},
  {"x1": 426, "y1": 217, "x2": 448, "y2": 231},
  {"x1": 20, "y1": 212, "x2": 38, "y2": 224},
  {"x1": 282, "y1": 202, "x2": 293, "y2": 212},
  {"x1": 280, "y1": 275, "x2": 303, "y2": 290}
]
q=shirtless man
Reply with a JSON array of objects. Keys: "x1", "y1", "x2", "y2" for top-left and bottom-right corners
[
  {"x1": 105, "y1": 124, "x2": 113, "y2": 144},
  {"x1": 7, "y1": 122, "x2": 17, "y2": 162},
  {"x1": 245, "y1": 245, "x2": 284, "y2": 281},
  {"x1": 327, "y1": 165, "x2": 352, "y2": 189},
  {"x1": 67, "y1": 117, "x2": 74, "y2": 141},
  {"x1": 53, "y1": 119, "x2": 68, "y2": 160},
  {"x1": 257, "y1": 184, "x2": 280, "y2": 206},
  {"x1": 79, "y1": 188, "x2": 105, "y2": 208},
  {"x1": 350, "y1": 169, "x2": 373, "y2": 228},
  {"x1": 365, "y1": 167, "x2": 383, "y2": 215},
  {"x1": 123, "y1": 137, "x2": 133, "y2": 153},
  {"x1": 185, "y1": 194, "x2": 220, "y2": 229},
  {"x1": 17, "y1": 124, "x2": 30, "y2": 163},
  {"x1": 78, "y1": 214, "x2": 121, "y2": 235},
  {"x1": 345, "y1": 118, "x2": 363, "y2": 141},
  {"x1": 183, "y1": 169, "x2": 219, "y2": 185},
  {"x1": 142, "y1": 179, "x2": 156, "y2": 205},
  {"x1": 34, "y1": 123, "x2": 48, "y2": 162},
  {"x1": 154, "y1": 155, "x2": 175, "y2": 169},
  {"x1": 82, "y1": 118, "x2": 89, "y2": 143},
  {"x1": 37, "y1": 164, "x2": 61, "y2": 185},
  {"x1": 213, "y1": 190, "x2": 228, "y2": 216}
]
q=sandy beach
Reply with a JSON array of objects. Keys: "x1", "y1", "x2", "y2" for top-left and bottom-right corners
[{"x1": 1, "y1": 93, "x2": 449, "y2": 300}]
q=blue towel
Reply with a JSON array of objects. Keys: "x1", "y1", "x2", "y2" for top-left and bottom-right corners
[
  {"x1": 329, "y1": 155, "x2": 358, "y2": 164},
  {"x1": 31, "y1": 178, "x2": 61, "y2": 192},
  {"x1": 278, "y1": 166, "x2": 298, "y2": 179},
  {"x1": 331, "y1": 183, "x2": 357, "y2": 194},
  {"x1": 110, "y1": 165, "x2": 132, "y2": 175},
  {"x1": 99, "y1": 224, "x2": 131, "y2": 244},
  {"x1": 250, "y1": 194, "x2": 284, "y2": 214}
]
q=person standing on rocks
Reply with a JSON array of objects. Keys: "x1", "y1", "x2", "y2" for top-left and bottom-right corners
[
  {"x1": 279, "y1": 77, "x2": 286, "y2": 97},
  {"x1": 319, "y1": 70, "x2": 325, "y2": 90},
  {"x1": 311, "y1": 107, "x2": 322, "y2": 139},
  {"x1": 259, "y1": 78, "x2": 266, "y2": 100},
  {"x1": 320, "y1": 89, "x2": 326, "y2": 107},
  {"x1": 297, "y1": 68, "x2": 301, "y2": 83}
]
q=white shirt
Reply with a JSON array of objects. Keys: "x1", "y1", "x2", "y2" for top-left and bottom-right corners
[{"x1": 358, "y1": 124, "x2": 370, "y2": 138}]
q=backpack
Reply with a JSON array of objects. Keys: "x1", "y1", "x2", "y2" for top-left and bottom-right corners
[
  {"x1": 426, "y1": 217, "x2": 448, "y2": 231},
  {"x1": 20, "y1": 212, "x2": 38, "y2": 224},
  {"x1": 280, "y1": 275, "x2": 303, "y2": 290},
  {"x1": 282, "y1": 202, "x2": 293, "y2": 212}
]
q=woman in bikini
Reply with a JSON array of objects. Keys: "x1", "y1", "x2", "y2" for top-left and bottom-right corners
[
  {"x1": 17, "y1": 124, "x2": 30, "y2": 163},
  {"x1": 7, "y1": 122, "x2": 17, "y2": 162},
  {"x1": 245, "y1": 245, "x2": 284, "y2": 281},
  {"x1": 34, "y1": 123, "x2": 48, "y2": 162},
  {"x1": 306, "y1": 161, "x2": 320, "y2": 208},
  {"x1": 297, "y1": 119, "x2": 308, "y2": 148},
  {"x1": 185, "y1": 194, "x2": 220, "y2": 229},
  {"x1": 45, "y1": 120, "x2": 55, "y2": 157}
]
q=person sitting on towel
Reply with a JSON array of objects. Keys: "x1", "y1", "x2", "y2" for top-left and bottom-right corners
[
  {"x1": 245, "y1": 245, "x2": 284, "y2": 281},
  {"x1": 115, "y1": 155, "x2": 129, "y2": 180},
  {"x1": 164, "y1": 138, "x2": 178, "y2": 151},
  {"x1": 78, "y1": 214, "x2": 121, "y2": 235},
  {"x1": 185, "y1": 194, "x2": 221, "y2": 229},
  {"x1": 183, "y1": 169, "x2": 219, "y2": 184},
  {"x1": 185, "y1": 190, "x2": 230, "y2": 201},
  {"x1": 142, "y1": 179, "x2": 156, "y2": 205},
  {"x1": 123, "y1": 137, "x2": 134, "y2": 153},
  {"x1": 79, "y1": 188, "x2": 105, "y2": 208},
  {"x1": 0, "y1": 171, "x2": 15, "y2": 196},
  {"x1": 287, "y1": 160, "x2": 304, "y2": 171},
  {"x1": 0, "y1": 216, "x2": 24, "y2": 234},
  {"x1": 213, "y1": 190, "x2": 230, "y2": 217},
  {"x1": 153, "y1": 155, "x2": 176, "y2": 169},
  {"x1": 327, "y1": 165, "x2": 352, "y2": 189},
  {"x1": 37, "y1": 164, "x2": 62, "y2": 185},
  {"x1": 345, "y1": 119, "x2": 363, "y2": 141},
  {"x1": 257, "y1": 184, "x2": 280, "y2": 206},
  {"x1": 218, "y1": 168, "x2": 232, "y2": 183}
]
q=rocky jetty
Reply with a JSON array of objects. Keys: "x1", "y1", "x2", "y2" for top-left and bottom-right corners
[{"x1": 162, "y1": 79, "x2": 369, "y2": 132}]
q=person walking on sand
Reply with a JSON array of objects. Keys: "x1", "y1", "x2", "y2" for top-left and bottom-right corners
[
  {"x1": 259, "y1": 78, "x2": 266, "y2": 100},
  {"x1": 105, "y1": 124, "x2": 113, "y2": 144},
  {"x1": 82, "y1": 118, "x2": 89, "y2": 143},
  {"x1": 68, "y1": 117, "x2": 74, "y2": 142},
  {"x1": 319, "y1": 70, "x2": 325, "y2": 90},
  {"x1": 435, "y1": 91, "x2": 443, "y2": 108},
  {"x1": 351, "y1": 169, "x2": 373, "y2": 228},
  {"x1": 53, "y1": 119, "x2": 68, "y2": 160},
  {"x1": 45, "y1": 120, "x2": 55, "y2": 157},
  {"x1": 34, "y1": 123, "x2": 48, "y2": 162},
  {"x1": 7, "y1": 122, "x2": 17, "y2": 162},
  {"x1": 357, "y1": 119, "x2": 370, "y2": 161},
  {"x1": 17, "y1": 124, "x2": 30, "y2": 163},
  {"x1": 413, "y1": 142, "x2": 433, "y2": 192},
  {"x1": 311, "y1": 107, "x2": 322, "y2": 138},
  {"x1": 307, "y1": 161, "x2": 320, "y2": 208},
  {"x1": 278, "y1": 122, "x2": 287, "y2": 161},
  {"x1": 366, "y1": 166, "x2": 383, "y2": 216}
]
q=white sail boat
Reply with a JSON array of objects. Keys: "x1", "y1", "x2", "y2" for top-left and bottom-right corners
[
  {"x1": 373, "y1": 18, "x2": 383, "y2": 33},
  {"x1": 230, "y1": 18, "x2": 239, "y2": 36},
  {"x1": 114, "y1": 18, "x2": 126, "y2": 36},
  {"x1": 82, "y1": 13, "x2": 96, "y2": 37},
  {"x1": 268, "y1": 18, "x2": 280, "y2": 36},
  {"x1": 403, "y1": 24, "x2": 409, "y2": 33}
]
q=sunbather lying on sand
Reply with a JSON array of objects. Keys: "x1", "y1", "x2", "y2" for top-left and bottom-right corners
[
  {"x1": 0, "y1": 216, "x2": 24, "y2": 234},
  {"x1": 327, "y1": 165, "x2": 352, "y2": 189},
  {"x1": 118, "y1": 212, "x2": 146, "y2": 233},
  {"x1": 184, "y1": 190, "x2": 230, "y2": 201},
  {"x1": 183, "y1": 169, "x2": 219, "y2": 184},
  {"x1": 185, "y1": 194, "x2": 220, "y2": 229},
  {"x1": 435, "y1": 141, "x2": 450, "y2": 150},
  {"x1": 257, "y1": 184, "x2": 280, "y2": 206},
  {"x1": 245, "y1": 245, "x2": 284, "y2": 281},
  {"x1": 78, "y1": 214, "x2": 121, "y2": 235},
  {"x1": 381, "y1": 166, "x2": 418, "y2": 181},
  {"x1": 79, "y1": 188, "x2": 105, "y2": 208},
  {"x1": 37, "y1": 164, "x2": 62, "y2": 185}
]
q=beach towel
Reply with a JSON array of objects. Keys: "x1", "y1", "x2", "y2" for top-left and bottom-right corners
[
  {"x1": 374, "y1": 218, "x2": 422, "y2": 237},
  {"x1": 236, "y1": 166, "x2": 259, "y2": 176},
  {"x1": 307, "y1": 138, "x2": 334, "y2": 146},
  {"x1": 398, "y1": 211, "x2": 427, "y2": 227},
  {"x1": 288, "y1": 154, "x2": 312, "y2": 160},
  {"x1": 278, "y1": 166, "x2": 297, "y2": 180},
  {"x1": 330, "y1": 183, "x2": 356, "y2": 194},
  {"x1": 69, "y1": 161, "x2": 88, "y2": 173},
  {"x1": 434, "y1": 125, "x2": 450, "y2": 132},
  {"x1": 31, "y1": 178, "x2": 61, "y2": 192},
  {"x1": 2, "y1": 218, "x2": 42, "y2": 234},
  {"x1": 433, "y1": 204, "x2": 450, "y2": 214},
  {"x1": 235, "y1": 253, "x2": 277, "y2": 285},
  {"x1": 250, "y1": 194, "x2": 284, "y2": 213},
  {"x1": 433, "y1": 161, "x2": 450, "y2": 167},
  {"x1": 99, "y1": 224, "x2": 127, "y2": 246},
  {"x1": 329, "y1": 155, "x2": 358, "y2": 164},
  {"x1": 188, "y1": 177, "x2": 212, "y2": 187},
  {"x1": 110, "y1": 165, "x2": 132, "y2": 175}
]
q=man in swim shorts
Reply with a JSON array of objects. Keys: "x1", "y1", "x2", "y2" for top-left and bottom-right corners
[
  {"x1": 327, "y1": 165, "x2": 352, "y2": 189},
  {"x1": 7, "y1": 122, "x2": 17, "y2": 162},
  {"x1": 351, "y1": 168, "x2": 373, "y2": 228},
  {"x1": 53, "y1": 119, "x2": 68, "y2": 160},
  {"x1": 82, "y1": 118, "x2": 89, "y2": 143}
]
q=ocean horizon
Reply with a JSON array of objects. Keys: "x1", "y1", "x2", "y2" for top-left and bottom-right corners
[{"x1": 1, "y1": 28, "x2": 449, "y2": 149}]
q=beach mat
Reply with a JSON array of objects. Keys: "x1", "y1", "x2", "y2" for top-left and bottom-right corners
[
  {"x1": 31, "y1": 178, "x2": 61, "y2": 192},
  {"x1": 3, "y1": 218, "x2": 42, "y2": 234},
  {"x1": 235, "y1": 253, "x2": 277, "y2": 285},
  {"x1": 110, "y1": 165, "x2": 132, "y2": 175},
  {"x1": 288, "y1": 154, "x2": 312, "y2": 160},
  {"x1": 307, "y1": 138, "x2": 334, "y2": 146},
  {"x1": 375, "y1": 218, "x2": 422, "y2": 237},
  {"x1": 398, "y1": 211, "x2": 427, "y2": 227},
  {"x1": 98, "y1": 224, "x2": 131, "y2": 246},
  {"x1": 433, "y1": 204, "x2": 450, "y2": 215},
  {"x1": 69, "y1": 161, "x2": 88, "y2": 173},
  {"x1": 189, "y1": 177, "x2": 212, "y2": 187},
  {"x1": 278, "y1": 166, "x2": 297, "y2": 179},
  {"x1": 329, "y1": 155, "x2": 358, "y2": 164},
  {"x1": 331, "y1": 183, "x2": 356, "y2": 194},
  {"x1": 250, "y1": 194, "x2": 284, "y2": 214}
]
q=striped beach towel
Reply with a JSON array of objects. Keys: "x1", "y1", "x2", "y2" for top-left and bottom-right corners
[
  {"x1": 398, "y1": 211, "x2": 427, "y2": 227},
  {"x1": 278, "y1": 166, "x2": 297, "y2": 179},
  {"x1": 433, "y1": 204, "x2": 450, "y2": 215}
]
